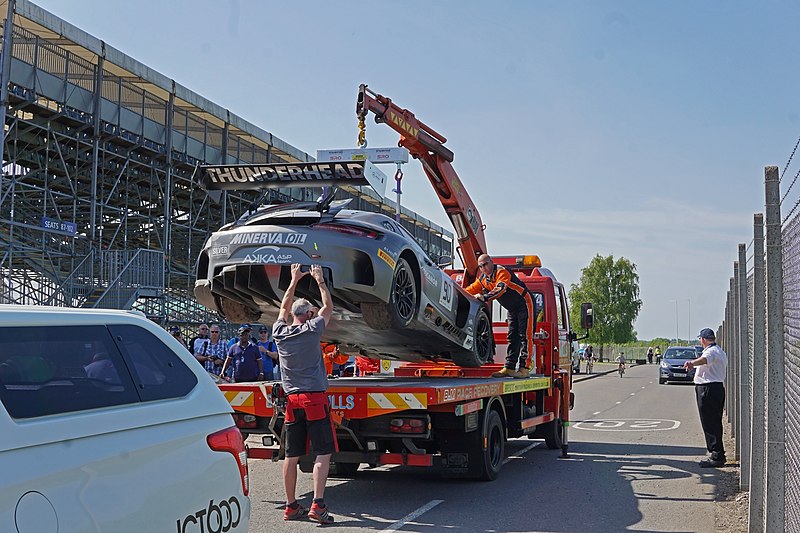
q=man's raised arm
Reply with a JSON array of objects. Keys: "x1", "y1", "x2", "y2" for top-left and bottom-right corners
[
  {"x1": 311, "y1": 264, "x2": 334, "y2": 326},
  {"x1": 278, "y1": 263, "x2": 306, "y2": 322}
]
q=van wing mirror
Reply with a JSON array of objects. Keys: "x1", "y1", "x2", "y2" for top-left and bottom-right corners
[
  {"x1": 437, "y1": 255, "x2": 453, "y2": 268},
  {"x1": 581, "y1": 303, "x2": 593, "y2": 330}
]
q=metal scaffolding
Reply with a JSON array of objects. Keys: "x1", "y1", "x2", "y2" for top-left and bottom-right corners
[{"x1": 0, "y1": 0, "x2": 453, "y2": 327}]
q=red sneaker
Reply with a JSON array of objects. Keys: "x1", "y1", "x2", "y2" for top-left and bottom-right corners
[
  {"x1": 283, "y1": 503, "x2": 308, "y2": 521},
  {"x1": 308, "y1": 502, "x2": 335, "y2": 524}
]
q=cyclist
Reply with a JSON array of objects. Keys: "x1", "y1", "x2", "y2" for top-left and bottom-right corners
[
  {"x1": 585, "y1": 346, "x2": 594, "y2": 374},
  {"x1": 615, "y1": 351, "x2": 626, "y2": 377}
]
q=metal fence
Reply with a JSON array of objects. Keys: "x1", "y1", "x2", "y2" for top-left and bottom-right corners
[{"x1": 720, "y1": 166, "x2": 798, "y2": 532}]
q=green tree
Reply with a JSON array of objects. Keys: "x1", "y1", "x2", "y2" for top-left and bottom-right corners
[{"x1": 569, "y1": 254, "x2": 642, "y2": 360}]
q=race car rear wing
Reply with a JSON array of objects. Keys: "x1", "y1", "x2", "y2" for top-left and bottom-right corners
[{"x1": 199, "y1": 160, "x2": 388, "y2": 197}]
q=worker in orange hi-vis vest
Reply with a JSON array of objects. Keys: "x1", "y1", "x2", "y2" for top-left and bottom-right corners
[
  {"x1": 321, "y1": 343, "x2": 349, "y2": 377},
  {"x1": 466, "y1": 254, "x2": 536, "y2": 379}
]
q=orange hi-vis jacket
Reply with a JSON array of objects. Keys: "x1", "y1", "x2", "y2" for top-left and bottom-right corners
[
  {"x1": 322, "y1": 343, "x2": 349, "y2": 375},
  {"x1": 466, "y1": 264, "x2": 530, "y2": 310}
]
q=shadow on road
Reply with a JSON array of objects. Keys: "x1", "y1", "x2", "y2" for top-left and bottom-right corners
[{"x1": 276, "y1": 440, "x2": 722, "y2": 532}]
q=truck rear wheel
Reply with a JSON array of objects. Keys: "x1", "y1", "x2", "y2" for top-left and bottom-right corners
[
  {"x1": 542, "y1": 418, "x2": 563, "y2": 450},
  {"x1": 469, "y1": 410, "x2": 505, "y2": 481}
]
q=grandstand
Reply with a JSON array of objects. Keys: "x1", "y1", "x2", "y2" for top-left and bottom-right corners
[{"x1": 0, "y1": 0, "x2": 453, "y2": 327}]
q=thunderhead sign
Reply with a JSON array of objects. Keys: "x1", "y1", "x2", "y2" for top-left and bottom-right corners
[{"x1": 200, "y1": 160, "x2": 387, "y2": 197}]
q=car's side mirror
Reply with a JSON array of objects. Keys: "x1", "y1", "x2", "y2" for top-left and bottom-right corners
[
  {"x1": 437, "y1": 255, "x2": 453, "y2": 268},
  {"x1": 581, "y1": 303, "x2": 593, "y2": 330}
]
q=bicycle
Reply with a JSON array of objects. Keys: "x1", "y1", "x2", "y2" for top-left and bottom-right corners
[
  {"x1": 586, "y1": 358, "x2": 594, "y2": 375},
  {"x1": 618, "y1": 363, "x2": 625, "y2": 377}
]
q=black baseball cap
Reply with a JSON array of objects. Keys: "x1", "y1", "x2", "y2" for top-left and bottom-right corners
[
  {"x1": 697, "y1": 328, "x2": 715, "y2": 340},
  {"x1": 259, "y1": 326, "x2": 268, "y2": 333},
  {"x1": 237, "y1": 324, "x2": 252, "y2": 335},
  {"x1": 169, "y1": 326, "x2": 181, "y2": 334}
]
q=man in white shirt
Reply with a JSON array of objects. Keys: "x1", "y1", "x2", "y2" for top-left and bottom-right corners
[{"x1": 684, "y1": 328, "x2": 728, "y2": 467}]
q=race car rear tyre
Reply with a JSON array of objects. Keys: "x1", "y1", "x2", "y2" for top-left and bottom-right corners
[
  {"x1": 452, "y1": 308, "x2": 493, "y2": 367},
  {"x1": 362, "y1": 258, "x2": 417, "y2": 330},
  {"x1": 218, "y1": 295, "x2": 261, "y2": 323}
]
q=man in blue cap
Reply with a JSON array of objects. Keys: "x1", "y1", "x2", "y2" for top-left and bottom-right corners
[{"x1": 683, "y1": 328, "x2": 728, "y2": 467}]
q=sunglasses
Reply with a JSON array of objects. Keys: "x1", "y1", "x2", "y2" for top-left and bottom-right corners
[{"x1": 478, "y1": 262, "x2": 490, "y2": 267}]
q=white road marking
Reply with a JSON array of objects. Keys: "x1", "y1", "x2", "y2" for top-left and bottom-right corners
[
  {"x1": 502, "y1": 441, "x2": 541, "y2": 465},
  {"x1": 641, "y1": 386, "x2": 646, "y2": 389},
  {"x1": 382, "y1": 500, "x2": 444, "y2": 532},
  {"x1": 616, "y1": 401, "x2": 621, "y2": 404},
  {"x1": 593, "y1": 411, "x2": 601, "y2": 415},
  {"x1": 630, "y1": 393, "x2": 636, "y2": 396}
]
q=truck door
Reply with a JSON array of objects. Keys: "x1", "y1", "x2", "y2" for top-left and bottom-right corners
[{"x1": 553, "y1": 284, "x2": 572, "y2": 370}]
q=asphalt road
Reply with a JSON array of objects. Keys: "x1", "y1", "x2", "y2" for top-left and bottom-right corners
[{"x1": 246, "y1": 364, "x2": 727, "y2": 532}]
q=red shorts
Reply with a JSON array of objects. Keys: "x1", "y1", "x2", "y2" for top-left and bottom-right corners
[{"x1": 285, "y1": 392, "x2": 338, "y2": 457}]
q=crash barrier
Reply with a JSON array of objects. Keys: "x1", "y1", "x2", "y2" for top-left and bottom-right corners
[{"x1": 718, "y1": 165, "x2": 800, "y2": 533}]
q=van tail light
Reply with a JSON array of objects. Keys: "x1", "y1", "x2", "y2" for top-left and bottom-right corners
[
  {"x1": 207, "y1": 426, "x2": 249, "y2": 496},
  {"x1": 314, "y1": 223, "x2": 378, "y2": 239}
]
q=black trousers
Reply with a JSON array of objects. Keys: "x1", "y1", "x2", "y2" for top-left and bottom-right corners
[
  {"x1": 505, "y1": 301, "x2": 532, "y2": 370},
  {"x1": 695, "y1": 382, "x2": 726, "y2": 460}
]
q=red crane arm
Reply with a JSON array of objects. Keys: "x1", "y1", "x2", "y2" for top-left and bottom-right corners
[{"x1": 356, "y1": 84, "x2": 486, "y2": 285}]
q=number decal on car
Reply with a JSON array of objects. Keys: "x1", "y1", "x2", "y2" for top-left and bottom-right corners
[{"x1": 439, "y1": 274, "x2": 454, "y2": 309}]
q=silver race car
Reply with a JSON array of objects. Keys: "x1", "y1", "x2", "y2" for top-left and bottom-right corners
[{"x1": 194, "y1": 194, "x2": 493, "y2": 367}]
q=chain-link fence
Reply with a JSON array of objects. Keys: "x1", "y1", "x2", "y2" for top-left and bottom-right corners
[{"x1": 720, "y1": 166, "x2": 799, "y2": 532}]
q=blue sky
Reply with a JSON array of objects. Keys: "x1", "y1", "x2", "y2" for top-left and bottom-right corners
[{"x1": 32, "y1": 1, "x2": 800, "y2": 340}]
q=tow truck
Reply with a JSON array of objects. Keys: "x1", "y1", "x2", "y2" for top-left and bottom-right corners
[{"x1": 217, "y1": 85, "x2": 593, "y2": 479}]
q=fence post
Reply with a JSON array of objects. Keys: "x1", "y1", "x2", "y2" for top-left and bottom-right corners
[
  {"x1": 725, "y1": 290, "x2": 732, "y2": 424},
  {"x1": 764, "y1": 166, "x2": 784, "y2": 532},
  {"x1": 749, "y1": 213, "x2": 766, "y2": 532},
  {"x1": 738, "y1": 243, "x2": 751, "y2": 489},
  {"x1": 731, "y1": 261, "x2": 743, "y2": 461}
]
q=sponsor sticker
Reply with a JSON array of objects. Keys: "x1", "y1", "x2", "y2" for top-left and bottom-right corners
[
  {"x1": 177, "y1": 496, "x2": 241, "y2": 533},
  {"x1": 423, "y1": 268, "x2": 439, "y2": 288},
  {"x1": 241, "y1": 245, "x2": 296, "y2": 264},
  {"x1": 230, "y1": 232, "x2": 307, "y2": 245},
  {"x1": 210, "y1": 245, "x2": 229, "y2": 256},
  {"x1": 377, "y1": 248, "x2": 396, "y2": 269},
  {"x1": 439, "y1": 274, "x2": 454, "y2": 309}
]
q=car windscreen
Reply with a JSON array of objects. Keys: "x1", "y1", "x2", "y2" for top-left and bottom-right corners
[{"x1": 663, "y1": 348, "x2": 696, "y2": 359}]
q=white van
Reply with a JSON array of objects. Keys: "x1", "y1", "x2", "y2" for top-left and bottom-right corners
[{"x1": 0, "y1": 305, "x2": 250, "y2": 532}]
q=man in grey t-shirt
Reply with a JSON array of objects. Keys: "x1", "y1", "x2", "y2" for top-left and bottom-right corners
[{"x1": 272, "y1": 263, "x2": 335, "y2": 524}]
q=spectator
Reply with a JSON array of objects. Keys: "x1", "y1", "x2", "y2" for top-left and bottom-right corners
[
  {"x1": 200, "y1": 325, "x2": 227, "y2": 375},
  {"x1": 257, "y1": 325, "x2": 278, "y2": 381},
  {"x1": 684, "y1": 328, "x2": 728, "y2": 467},
  {"x1": 272, "y1": 264, "x2": 336, "y2": 524},
  {"x1": 647, "y1": 346, "x2": 654, "y2": 364},
  {"x1": 220, "y1": 325, "x2": 264, "y2": 382},
  {"x1": 584, "y1": 346, "x2": 595, "y2": 374},
  {"x1": 655, "y1": 346, "x2": 662, "y2": 364},
  {"x1": 169, "y1": 326, "x2": 191, "y2": 353},
  {"x1": 322, "y1": 343, "x2": 349, "y2": 377},
  {"x1": 188, "y1": 324, "x2": 210, "y2": 358}
]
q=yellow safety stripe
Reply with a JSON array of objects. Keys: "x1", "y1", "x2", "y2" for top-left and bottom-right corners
[
  {"x1": 367, "y1": 392, "x2": 427, "y2": 411},
  {"x1": 224, "y1": 391, "x2": 254, "y2": 407}
]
